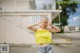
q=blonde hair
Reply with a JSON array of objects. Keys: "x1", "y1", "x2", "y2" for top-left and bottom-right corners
[{"x1": 41, "y1": 16, "x2": 49, "y2": 21}]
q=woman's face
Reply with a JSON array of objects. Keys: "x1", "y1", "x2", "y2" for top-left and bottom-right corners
[{"x1": 40, "y1": 18, "x2": 48, "y2": 28}]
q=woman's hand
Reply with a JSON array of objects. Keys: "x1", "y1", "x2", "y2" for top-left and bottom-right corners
[
  {"x1": 47, "y1": 23, "x2": 61, "y2": 32},
  {"x1": 47, "y1": 23, "x2": 53, "y2": 28}
]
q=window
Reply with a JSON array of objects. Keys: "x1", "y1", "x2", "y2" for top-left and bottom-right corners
[{"x1": 29, "y1": 0, "x2": 55, "y2": 10}]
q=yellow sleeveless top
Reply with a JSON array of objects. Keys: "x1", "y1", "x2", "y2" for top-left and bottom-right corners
[{"x1": 34, "y1": 29, "x2": 52, "y2": 44}]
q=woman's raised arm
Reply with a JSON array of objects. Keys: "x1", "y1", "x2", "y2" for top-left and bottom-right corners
[
  {"x1": 27, "y1": 22, "x2": 41, "y2": 32},
  {"x1": 48, "y1": 23, "x2": 61, "y2": 32},
  {"x1": 27, "y1": 23, "x2": 38, "y2": 32}
]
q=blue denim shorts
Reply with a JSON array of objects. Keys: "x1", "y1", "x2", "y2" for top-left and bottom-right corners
[{"x1": 38, "y1": 44, "x2": 53, "y2": 53}]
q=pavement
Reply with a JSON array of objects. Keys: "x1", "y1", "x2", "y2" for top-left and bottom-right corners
[
  {"x1": 9, "y1": 44, "x2": 80, "y2": 53},
  {"x1": 55, "y1": 32, "x2": 80, "y2": 40},
  {"x1": 52, "y1": 32, "x2": 80, "y2": 46}
]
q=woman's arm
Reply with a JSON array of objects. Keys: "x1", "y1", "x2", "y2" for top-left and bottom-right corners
[
  {"x1": 48, "y1": 23, "x2": 61, "y2": 32},
  {"x1": 27, "y1": 23, "x2": 39, "y2": 32}
]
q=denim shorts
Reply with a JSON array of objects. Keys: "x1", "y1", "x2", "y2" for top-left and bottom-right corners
[{"x1": 38, "y1": 44, "x2": 53, "y2": 53}]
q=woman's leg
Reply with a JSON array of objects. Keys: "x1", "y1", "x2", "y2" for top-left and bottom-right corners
[
  {"x1": 45, "y1": 44, "x2": 53, "y2": 53},
  {"x1": 38, "y1": 44, "x2": 53, "y2": 53},
  {"x1": 38, "y1": 46, "x2": 46, "y2": 53}
]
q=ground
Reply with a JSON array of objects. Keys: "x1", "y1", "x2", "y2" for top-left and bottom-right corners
[{"x1": 9, "y1": 32, "x2": 80, "y2": 53}]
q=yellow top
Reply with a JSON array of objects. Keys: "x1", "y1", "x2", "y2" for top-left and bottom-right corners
[{"x1": 34, "y1": 29, "x2": 52, "y2": 44}]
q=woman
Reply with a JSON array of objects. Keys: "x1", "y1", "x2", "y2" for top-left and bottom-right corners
[{"x1": 27, "y1": 17, "x2": 61, "y2": 53}]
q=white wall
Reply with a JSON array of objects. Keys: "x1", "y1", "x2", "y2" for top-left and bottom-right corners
[
  {"x1": 1, "y1": 0, "x2": 29, "y2": 11},
  {"x1": 0, "y1": 17, "x2": 6, "y2": 43},
  {"x1": 35, "y1": 0, "x2": 56, "y2": 10},
  {"x1": 0, "y1": 0, "x2": 33, "y2": 44},
  {"x1": 0, "y1": 16, "x2": 36, "y2": 44}
]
